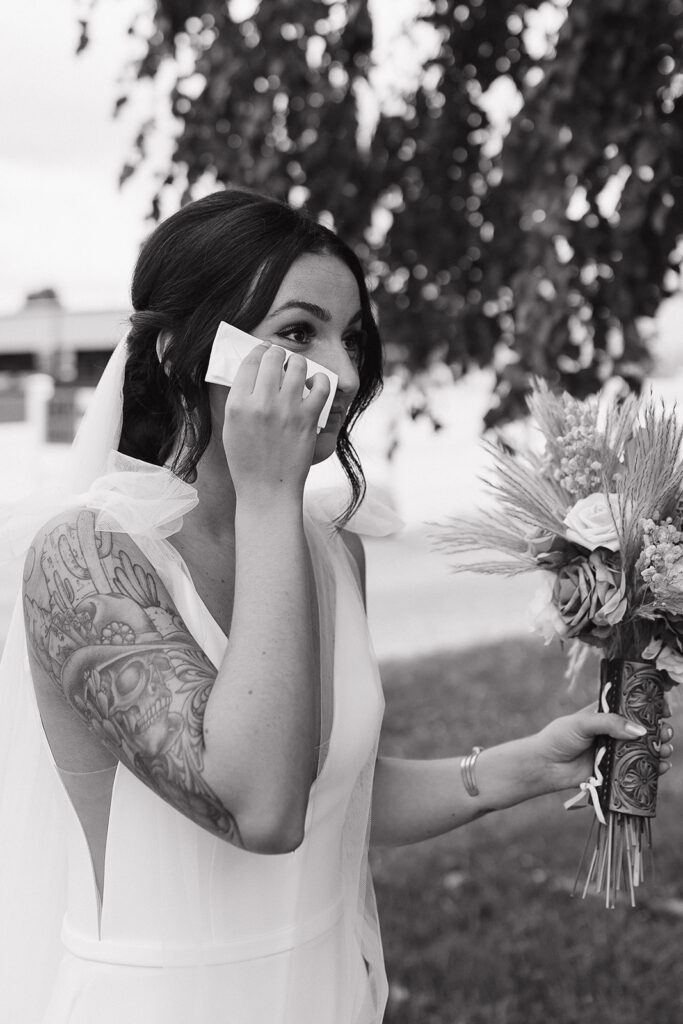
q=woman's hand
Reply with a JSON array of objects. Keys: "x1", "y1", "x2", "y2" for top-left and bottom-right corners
[
  {"x1": 222, "y1": 343, "x2": 331, "y2": 505},
  {"x1": 530, "y1": 705, "x2": 674, "y2": 794}
]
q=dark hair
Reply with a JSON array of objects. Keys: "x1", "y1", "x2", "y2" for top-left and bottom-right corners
[{"x1": 119, "y1": 188, "x2": 383, "y2": 523}]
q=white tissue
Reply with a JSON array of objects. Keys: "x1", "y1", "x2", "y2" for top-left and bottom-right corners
[{"x1": 205, "y1": 321, "x2": 338, "y2": 432}]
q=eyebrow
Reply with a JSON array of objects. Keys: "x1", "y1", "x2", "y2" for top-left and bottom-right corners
[{"x1": 266, "y1": 300, "x2": 362, "y2": 326}]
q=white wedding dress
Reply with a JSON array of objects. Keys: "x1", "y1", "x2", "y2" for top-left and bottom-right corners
[{"x1": 0, "y1": 444, "x2": 395, "y2": 1023}]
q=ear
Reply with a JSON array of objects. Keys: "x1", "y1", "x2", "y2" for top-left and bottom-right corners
[{"x1": 156, "y1": 330, "x2": 172, "y2": 374}]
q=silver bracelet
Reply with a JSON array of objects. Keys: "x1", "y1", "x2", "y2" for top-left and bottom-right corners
[{"x1": 460, "y1": 746, "x2": 484, "y2": 798}]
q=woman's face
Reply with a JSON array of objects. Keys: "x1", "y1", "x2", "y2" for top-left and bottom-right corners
[{"x1": 212, "y1": 251, "x2": 364, "y2": 465}]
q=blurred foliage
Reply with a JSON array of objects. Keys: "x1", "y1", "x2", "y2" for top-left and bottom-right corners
[{"x1": 82, "y1": 0, "x2": 683, "y2": 424}]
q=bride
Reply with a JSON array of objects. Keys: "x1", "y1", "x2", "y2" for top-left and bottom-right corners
[{"x1": 0, "y1": 188, "x2": 673, "y2": 1023}]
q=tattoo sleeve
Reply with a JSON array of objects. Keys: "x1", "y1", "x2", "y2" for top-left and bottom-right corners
[{"x1": 23, "y1": 509, "x2": 242, "y2": 846}]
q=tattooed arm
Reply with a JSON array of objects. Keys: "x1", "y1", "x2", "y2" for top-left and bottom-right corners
[{"x1": 23, "y1": 506, "x2": 317, "y2": 853}]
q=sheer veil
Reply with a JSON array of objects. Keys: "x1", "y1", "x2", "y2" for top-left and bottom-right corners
[{"x1": 0, "y1": 336, "x2": 130, "y2": 1022}]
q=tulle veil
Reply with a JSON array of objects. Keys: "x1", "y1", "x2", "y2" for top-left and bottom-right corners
[{"x1": 0, "y1": 337, "x2": 130, "y2": 1021}]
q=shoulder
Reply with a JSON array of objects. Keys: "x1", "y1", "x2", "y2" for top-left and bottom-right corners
[
  {"x1": 23, "y1": 507, "x2": 99, "y2": 607},
  {"x1": 24, "y1": 507, "x2": 165, "y2": 603},
  {"x1": 25, "y1": 506, "x2": 167, "y2": 586},
  {"x1": 25, "y1": 506, "x2": 135, "y2": 570},
  {"x1": 23, "y1": 507, "x2": 190, "y2": 675}
]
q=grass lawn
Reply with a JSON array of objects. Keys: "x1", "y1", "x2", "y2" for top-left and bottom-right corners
[{"x1": 374, "y1": 638, "x2": 683, "y2": 1024}]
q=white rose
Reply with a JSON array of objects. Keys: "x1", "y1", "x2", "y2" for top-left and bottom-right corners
[
  {"x1": 529, "y1": 573, "x2": 568, "y2": 644},
  {"x1": 642, "y1": 640, "x2": 683, "y2": 684},
  {"x1": 563, "y1": 493, "x2": 621, "y2": 552}
]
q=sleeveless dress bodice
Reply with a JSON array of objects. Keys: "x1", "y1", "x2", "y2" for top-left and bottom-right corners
[{"x1": 34, "y1": 495, "x2": 389, "y2": 1024}]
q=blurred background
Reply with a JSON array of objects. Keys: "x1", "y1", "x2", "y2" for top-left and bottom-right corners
[
  {"x1": 3, "y1": 2, "x2": 683, "y2": 1021},
  {"x1": 2, "y1": 0, "x2": 683, "y2": 656}
]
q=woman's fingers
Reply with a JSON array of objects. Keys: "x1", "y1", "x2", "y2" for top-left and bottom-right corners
[
  {"x1": 278, "y1": 352, "x2": 308, "y2": 398},
  {"x1": 235, "y1": 349, "x2": 331, "y2": 425},
  {"x1": 229, "y1": 342, "x2": 271, "y2": 394},
  {"x1": 577, "y1": 711, "x2": 648, "y2": 741},
  {"x1": 576, "y1": 707, "x2": 674, "y2": 745},
  {"x1": 276, "y1": 357, "x2": 333, "y2": 421},
  {"x1": 657, "y1": 723, "x2": 674, "y2": 746},
  {"x1": 658, "y1": 717, "x2": 674, "y2": 773},
  {"x1": 572, "y1": 710, "x2": 674, "y2": 773},
  {"x1": 655, "y1": 721, "x2": 674, "y2": 766},
  {"x1": 251, "y1": 344, "x2": 288, "y2": 399},
  {"x1": 303, "y1": 371, "x2": 332, "y2": 419}
]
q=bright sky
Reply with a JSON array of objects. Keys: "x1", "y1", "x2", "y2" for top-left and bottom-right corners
[
  {"x1": 0, "y1": 0, "x2": 149, "y2": 311},
  {"x1": 0, "y1": 0, "x2": 436, "y2": 315}
]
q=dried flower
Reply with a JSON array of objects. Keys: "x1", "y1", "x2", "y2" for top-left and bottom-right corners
[
  {"x1": 523, "y1": 526, "x2": 556, "y2": 559},
  {"x1": 642, "y1": 638, "x2": 683, "y2": 684},
  {"x1": 553, "y1": 551, "x2": 627, "y2": 639},
  {"x1": 440, "y1": 380, "x2": 683, "y2": 686},
  {"x1": 637, "y1": 517, "x2": 683, "y2": 613},
  {"x1": 544, "y1": 398, "x2": 607, "y2": 497}
]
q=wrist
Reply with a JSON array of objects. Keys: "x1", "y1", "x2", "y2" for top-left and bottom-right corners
[
  {"x1": 235, "y1": 484, "x2": 304, "y2": 520},
  {"x1": 473, "y1": 736, "x2": 547, "y2": 812}
]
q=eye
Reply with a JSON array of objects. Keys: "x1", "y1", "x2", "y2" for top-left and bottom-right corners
[
  {"x1": 276, "y1": 321, "x2": 315, "y2": 346},
  {"x1": 343, "y1": 328, "x2": 367, "y2": 359}
]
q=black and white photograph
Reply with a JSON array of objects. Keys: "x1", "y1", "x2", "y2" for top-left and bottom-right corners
[{"x1": 1, "y1": 1, "x2": 682, "y2": 1022}]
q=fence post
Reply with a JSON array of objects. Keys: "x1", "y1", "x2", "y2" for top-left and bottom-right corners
[{"x1": 46, "y1": 383, "x2": 77, "y2": 443}]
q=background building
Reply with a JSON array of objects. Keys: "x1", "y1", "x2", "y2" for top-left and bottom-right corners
[{"x1": 0, "y1": 291, "x2": 126, "y2": 383}]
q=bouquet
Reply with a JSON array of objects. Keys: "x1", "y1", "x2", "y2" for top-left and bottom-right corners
[{"x1": 440, "y1": 379, "x2": 681, "y2": 907}]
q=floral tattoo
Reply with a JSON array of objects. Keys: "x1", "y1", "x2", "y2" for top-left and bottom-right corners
[{"x1": 23, "y1": 510, "x2": 241, "y2": 844}]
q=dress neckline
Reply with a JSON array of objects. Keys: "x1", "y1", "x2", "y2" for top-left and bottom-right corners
[{"x1": 152, "y1": 518, "x2": 337, "y2": 787}]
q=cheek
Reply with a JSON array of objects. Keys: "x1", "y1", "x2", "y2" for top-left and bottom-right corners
[
  {"x1": 312, "y1": 432, "x2": 338, "y2": 464},
  {"x1": 208, "y1": 384, "x2": 230, "y2": 430}
]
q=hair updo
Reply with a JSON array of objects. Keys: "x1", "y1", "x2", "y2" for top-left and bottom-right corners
[{"x1": 119, "y1": 188, "x2": 383, "y2": 522}]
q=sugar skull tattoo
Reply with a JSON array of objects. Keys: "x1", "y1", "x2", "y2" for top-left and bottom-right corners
[{"x1": 23, "y1": 510, "x2": 241, "y2": 843}]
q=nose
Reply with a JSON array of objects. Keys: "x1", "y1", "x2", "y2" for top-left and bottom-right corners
[{"x1": 325, "y1": 340, "x2": 360, "y2": 404}]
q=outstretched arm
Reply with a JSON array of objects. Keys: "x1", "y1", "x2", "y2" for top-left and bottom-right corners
[
  {"x1": 370, "y1": 711, "x2": 673, "y2": 846},
  {"x1": 342, "y1": 537, "x2": 673, "y2": 847}
]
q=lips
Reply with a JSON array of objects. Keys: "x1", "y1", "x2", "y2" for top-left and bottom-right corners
[{"x1": 322, "y1": 407, "x2": 346, "y2": 432}]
